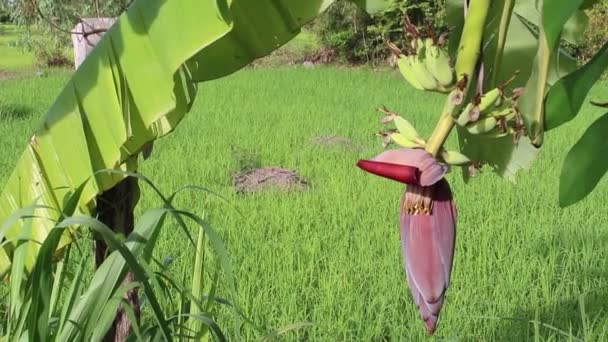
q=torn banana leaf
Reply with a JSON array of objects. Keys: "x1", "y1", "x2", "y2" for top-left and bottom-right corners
[{"x1": 0, "y1": 0, "x2": 390, "y2": 275}]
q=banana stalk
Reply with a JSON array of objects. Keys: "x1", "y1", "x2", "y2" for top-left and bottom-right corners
[{"x1": 425, "y1": 0, "x2": 492, "y2": 157}]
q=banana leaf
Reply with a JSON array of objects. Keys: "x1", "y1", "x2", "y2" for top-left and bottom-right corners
[{"x1": 0, "y1": 0, "x2": 390, "y2": 275}]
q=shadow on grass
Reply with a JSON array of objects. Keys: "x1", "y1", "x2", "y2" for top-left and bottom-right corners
[
  {"x1": 492, "y1": 231, "x2": 608, "y2": 341},
  {"x1": 0, "y1": 102, "x2": 33, "y2": 120}
]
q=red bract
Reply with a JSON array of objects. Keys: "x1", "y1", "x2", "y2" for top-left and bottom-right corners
[
  {"x1": 357, "y1": 148, "x2": 456, "y2": 335},
  {"x1": 356, "y1": 160, "x2": 421, "y2": 184}
]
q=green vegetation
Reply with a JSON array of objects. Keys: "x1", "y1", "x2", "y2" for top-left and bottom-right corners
[
  {"x1": 313, "y1": 0, "x2": 446, "y2": 63},
  {"x1": 1, "y1": 69, "x2": 607, "y2": 340},
  {"x1": 0, "y1": 24, "x2": 36, "y2": 71}
]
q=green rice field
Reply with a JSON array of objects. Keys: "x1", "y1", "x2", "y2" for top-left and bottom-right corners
[
  {"x1": 0, "y1": 25, "x2": 36, "y2": 71},
  {"x1": 1, "y1": 67, "x2": 607, "y2": 340}
]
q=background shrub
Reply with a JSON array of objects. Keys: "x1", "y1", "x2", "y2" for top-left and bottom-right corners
[
  {"x1": 312, "y1": 0, "x2": 446, "y2": 64},
  {"x1": 0, "y1": 10, "x2": 10, "y2": 24},
  {"x1": 580, "y1": 0, "x2": 608, "y2": 63},
  {"x1": 313, "y1": 0, "x2": 606, "y2": 66}
]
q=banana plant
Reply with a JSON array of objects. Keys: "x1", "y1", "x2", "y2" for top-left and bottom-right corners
[
  {"x1": 357, "y1": 0, "x2": 608, "y2": 334},
  {"x1": 0, "y1": 0, "x2": 389, "y2": 275},
  {"x1": 3, "y1": 0, "x2": 608, "y2": 337}
]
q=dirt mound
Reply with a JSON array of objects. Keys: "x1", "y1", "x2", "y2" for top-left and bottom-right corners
[
  {"x1": 233, "y1": 167, "x2": 308, "y2": 193},
  {"x1": 0, "y1": 70, "x2": 19, "y2": 81},
  {"x1": 311, "y1": 135, "x2": 362, "y2": 150}
]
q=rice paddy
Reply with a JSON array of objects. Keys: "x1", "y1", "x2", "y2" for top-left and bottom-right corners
[{"x1": 1, "y1": 66, "x2": 607, "y2": 340}]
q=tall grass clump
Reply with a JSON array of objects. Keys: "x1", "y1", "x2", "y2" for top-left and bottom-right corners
[{"x1": 0, "y1": 172, "x2": 264, "y2": 341}]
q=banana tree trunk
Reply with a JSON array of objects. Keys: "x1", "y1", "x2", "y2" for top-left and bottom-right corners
[
  {"x1": 73, "y1": 19, "x2": 140, "y2": 342},
  {"x1": 96, "y1": 177, "x2": 140, "y2": 342}
]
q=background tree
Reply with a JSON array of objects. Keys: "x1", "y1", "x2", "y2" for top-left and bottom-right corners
[{"x1": 10, "y1": 0, "x2": 132, "y2": 66}]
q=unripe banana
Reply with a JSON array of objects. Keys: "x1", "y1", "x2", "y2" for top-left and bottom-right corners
[
  {"x1": 424, "y1": 40, "x2": 454, "y2": 88},
  {"x1": 456, "y1": 103, "x2": 473, "y2": 126},
  {"x1": 493, "y1": 92, "x2": 504, "y2": 107},
  {"x1": 397, "y1": 55, "x2": 425, "y2": 90},
  {"x1": 469, "y1": 105, "x2": 481, "y2": 122},
  {"x1": 491, "y1": 107, "x2": 515, "y2": 118},
  {"x1": 466, "y1": 116, "x2": 498, "y2": 134},
  {"x1": 390, "y1": 133, "x2": 423, "y2": 148},
  {"x1": 441, "y1": 150, "x2": 471, "y2": 166},
  {"x1": 423, "y1": 37, "x2": 434, "y2": 54},
  {"x1": 478, "y1": 88, "x2": 501, "y2": 113},
  {"x1": 409, "y1": 56, "x2": 438, "y2": 91},
  {"x1": 411, "y1": 38, "x2": 424, "y2": 55},
  {"x1": 393, "y1": 116, "x2": 420, "y2": 141}
]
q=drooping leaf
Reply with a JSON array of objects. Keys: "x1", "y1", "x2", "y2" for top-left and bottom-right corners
[
  {"x1": 457, "y1": 131, "x2": 538, "y2": 182},
  {"x1": 559, "y1": 112, "x2": 608, "y2": 207},
  {"x1": 514, "y1": 1, "x2": 589, "y2": 45},
  {"x1": 545, "y1": 42, "x2": 608, "y2": 130},
  {"x1": 518, "y1": 0, "x2": 585, "y2": 145}
]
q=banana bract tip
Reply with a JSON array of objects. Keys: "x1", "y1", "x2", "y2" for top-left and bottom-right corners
[{"x1": 356, "y1": 159, "x2": 421, "y2": 185}]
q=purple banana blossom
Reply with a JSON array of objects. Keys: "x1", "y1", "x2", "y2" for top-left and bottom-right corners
[{"x1": 357, "y1": 148, "x2": 456, "y2": 334}]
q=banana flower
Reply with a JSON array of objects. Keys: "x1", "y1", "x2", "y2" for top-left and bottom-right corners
[{"x1": 357, "y1": 148, "x2": 456, "y2": 334}]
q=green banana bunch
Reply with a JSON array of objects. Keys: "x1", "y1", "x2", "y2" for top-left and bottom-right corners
[
  {"x1": 423, "y1": 38, "x2": 454, "y2": 89},
  {"x1": 440, "y1": 149, "x2": 471, "y2": 166},
  {"x1": 455, "y1": 87, "x2": 505, "y2": 126},
  {"x1": 378, "y1": 107, "x2": 426, "y2": 148},
  {"x1": 452, "y1": 85, "x2": 530, "y2": 138},
  {"x1": 394, "y1": 38, "x2": 455, "y2": 93}
]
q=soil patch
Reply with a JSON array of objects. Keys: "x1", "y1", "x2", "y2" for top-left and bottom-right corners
[
  {"x1": 0, "y1": 69, "x2": 20, "y2": 80},
  {"x1": 233, "y1": 167, "x2": 308, "y2": 193}
]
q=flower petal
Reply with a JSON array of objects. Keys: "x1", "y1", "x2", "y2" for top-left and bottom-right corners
[{"x1": 432, "y1": 180, "x2": 457, "y2": 284}]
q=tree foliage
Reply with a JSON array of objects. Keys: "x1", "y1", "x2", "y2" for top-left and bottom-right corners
[
  {"x1": 313, "y1": 0, "x2": 446, "y2": 63},
  {"x1": 10, "y1": 0, "x2": 132, "y2": 66}
]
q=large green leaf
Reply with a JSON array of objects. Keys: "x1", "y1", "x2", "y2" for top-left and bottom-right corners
[
  {"x1": 448, "y1": 0, "x2": 582, "y2": 181},
  {"x1": 514, "y1": 1, "x2": 589, "y2": 46},
  {"x1": 457, "y1": 131, "x2": 539, "y2": 181},
  {"x1": 559, "y1": 112, "x2": 608, "y2": 207},
  {"x1": 0, "y1": 0, "x2": 389, "y2": 275},
  {"x1": 545, "y1": 42, "x2": 608, "y2": 130}
]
